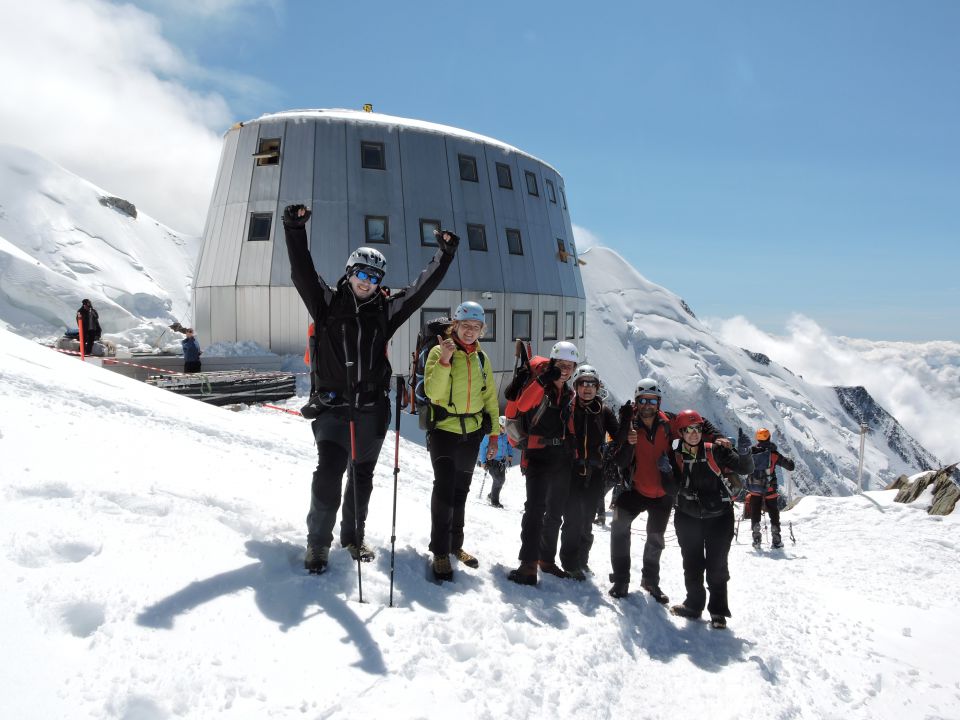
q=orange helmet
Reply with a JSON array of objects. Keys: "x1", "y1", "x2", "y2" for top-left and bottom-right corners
[{"x1": 756, "y1": 428, "x2": 771, "y2": 442}]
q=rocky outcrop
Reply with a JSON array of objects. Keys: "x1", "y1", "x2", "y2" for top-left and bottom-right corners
[
  {"x1": 98, "y1": 195, "x2": 137, "y2": 218},
  {"x1": 886, "y1": 464, "x2": 959, "y2": 515}
]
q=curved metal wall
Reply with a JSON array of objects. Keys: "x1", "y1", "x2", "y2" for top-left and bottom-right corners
[{"x1": 194, "y1": 111, "x2": 587, "y2": 375}]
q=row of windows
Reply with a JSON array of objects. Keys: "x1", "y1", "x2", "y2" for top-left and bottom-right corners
[
  {"x1": 420, "y1": 308, "x2": 585, "y2": 343},
  {"x1": 253, "y1": 137, "x2": 568, "y2": 210},
  {"x1": 247, "y1": 212, "x2": 577, "y2": 263}
]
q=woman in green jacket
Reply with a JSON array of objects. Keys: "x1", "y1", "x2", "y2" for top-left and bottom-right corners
[{"x1": 424, "y1": 301, "x2": 501, "y2": 581}]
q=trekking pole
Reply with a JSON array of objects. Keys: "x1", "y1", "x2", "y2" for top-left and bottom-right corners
[
  {"x1": 789, "y1": 521, "x2": 796, "y2": 545},
  {"x1": 477, "y1": 466, "x2": 488, "y2": 499},
  {"x1": 345, "y1": 360, "x2": 364, "y2": 604},
  {"x1": 389, "y1": 375, "x2": 404, "y2": 608}
]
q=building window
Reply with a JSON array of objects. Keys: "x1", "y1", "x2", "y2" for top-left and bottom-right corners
[
  {"x1": 545, "y1": 179, "x2": 556, "y2": 203},
  {"x1": 248, "y1": 212, "x2": 272, "y2": 242},
  {"x1": 560, "y1": 186, "x2": 567, "y2": 209},
  {"x1": 525, "y1": 171, "x2": 539, "y2": 196},
  {"x1": 420, "y1": 219, "x2": 441, "y2": 246},
  {"x1": 467, "y1": 224, "x2": 487, "y2": 251},
  {"x1": 506, "y1": 228, "x2": 523, "y2": 255},
  {"x1": 421, "y1": 308, "x2": 451, "y2": 330},
  {"x1": 361, "y1": 141, "x2": 385, "y2": 170},
  {"x1": 459, "y1": 154, "x2": 479, "y2": 182},
  {"x1": 365, "y1": 215, "x2": 389, "y2": 244},
  {"x1": 565, "y1": 312, "x2": 576, "y2": 339},
  {"x1": 482, "y1": 309, "x2": 497, "y2": 342},
  {"x1": 557, "y1": 239, "x2": 569, "y2": 262},
  {"x1": 512, "y1": 310, "x2": 532, "y2": 341},
  {"x1": 579, "y1": 311, "x2": 585, "y2": 338},
  {"x1": 496, "y1": 162, "x2": 513, "y2": 189},
  {"x1": 253, "y1": 137, "x2": 280, "y2": 166},
  {"x1": 569, "y1": 240, "x2": 578, "y2": 263},
  {"x1": 543, "y1": 311, "x2": 558, "y2": 341}
]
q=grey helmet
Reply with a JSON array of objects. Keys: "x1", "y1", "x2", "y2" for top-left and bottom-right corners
[
  {"x1": 571, "y1": 364, "x2": 600, "y2": 386},
  {"x1": 345, "y1": 247, "x2": 387, "y2": 275},
  {"x1": 635, "y1": 377, "x2": 662, "y2": 399}
]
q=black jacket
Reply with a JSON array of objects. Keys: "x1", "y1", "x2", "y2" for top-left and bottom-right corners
[
  {"x1": 672, "y1": 442, "x2": 754, "y2": 519},
  {"x1": 77, "y1": 305, "x2": 101, "y2": 339},
  {"x1": 284, "y1": 222, "x2": 455, "y2": 401},
  {"x1": 570, "y1": 399, "x2": 619, "y2": 469}
]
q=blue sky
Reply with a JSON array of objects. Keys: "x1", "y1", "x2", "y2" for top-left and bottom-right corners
[{"x1": 4, "y1": 1, "x2": 959, "y2": 341}]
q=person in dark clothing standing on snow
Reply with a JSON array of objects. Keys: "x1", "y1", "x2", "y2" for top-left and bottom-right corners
[
  {"x1": 181, "y1": 329, "x2": 202, "y2": 373},
  {"x1": 479, "y1": 417, "x2": 511, "y2": 508},
  {"x1": 746, "y1": 428, "x2": 795, "y2": 549},
  {"x1": 76, "y1": 299, "x2": 101, "y2": 355},
  {"x1": 667, "y1": 410, "x2": 754, "y2": 629},
  {"x1": 506, "y1": 341, "x2": 579, "y2": 586},
  {"x1": 557, "y1": 364, "x2": 618, "y2": 580},
  {"x1": 282, "y1": 204, "x2": 458, "y2": 574},
  {"x1": 608, "y1": 379, "x2": 730, "y2": 602},
  {"x1": 423, "y1": 301, "x2": 501, "y2": 582}
]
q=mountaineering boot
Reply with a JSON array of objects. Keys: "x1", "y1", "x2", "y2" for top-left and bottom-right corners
[
  {"x1": 538, "y1": 561, "x2": 569, "y2": 579},
  {"x1": 454, "y1": 548, "x2": 479, "y2": 569},
  {"x1": 608, "y1": 581, "x2": 629, "y2": 599},
  {"x1": 432, "y1": 554, "x2": 454, "y2": 582},
  {"x1": 304, "y1": 544, "x2": 330, "y2": 575},
  {"x1": 345, "y1": 542, "x2": 376, "y2": 562},
  {"x1": 751, "y1": 522, "x2": 762, "y2": 549},
  {"x1": 771, "y1": 525, "x2": 783, "y2": 549},
  {"x1": 640, "y1": 580, "x2": 669, "y2": 604},
  {"x1": 565, "y1": 567, "x2": 587, "y2": 582},
  {"x1": 670, "y1": 604, "x2": 702, "y2": 619},
  {"x1": 710, "y1": 614, "x2": 728, "y2": 629},
  {"x1": 508, "y1": 561, "x2": 539, "y2": 586}
]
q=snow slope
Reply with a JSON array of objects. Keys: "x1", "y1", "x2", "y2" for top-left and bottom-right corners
[
  {"x1": 0, "y1": 145, "x2": 198, "y2": 345},
  {"x1": 2, "y1": 329, "x2": 959, "y2": 719},
  {"x1": 579, "y1": 247, "x2": 940, "y2": 494}
]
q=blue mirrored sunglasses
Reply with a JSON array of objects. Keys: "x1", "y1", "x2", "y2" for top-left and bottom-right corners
[
  {"x1": 635, "y1": 396, "x2": 659, "y2": 405},
  {"x1": 353, "y1": 269, "x2": 383, "y2": 285}
]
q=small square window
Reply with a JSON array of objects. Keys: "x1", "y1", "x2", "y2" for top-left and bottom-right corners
[
  {"x1": 543, "y1": 311, "x2": 558, "y2": 341},
  {"x1": 482, "y1": 309, "x2": 497, "y2": 342},
  {"x1": 254, "y1": 137, "x2": 281, "y2": 166},
  {"x1": 512, "y1": 310, "x2": 532, "y2": 341},
  {"x1": 420, "y1": 219, "x2": 441, "y2": 247},
  {"x1": 525, "y1": 171, "x2": 539, "y2": 196},
  {"x1": 496, "y1": 162, "x2": 513, "y2": 189},
  {"x1": 365, "y1": 215, "x2": 389, "y2": 244},
  {"x1": 459, "y1": 154, "x2": 479, "y2": 182},
  {"x1": 467, "y1": 224, "x2": 487, "y2": 251},
  {"x1": 361, "y1": 141, "x2": 385, "y2": 170},
  {"x1": 506, "y1": 228, "x2": 523, "y2": 255},
  {"x1": 579, "y1": 311, "x2": 585, "y2": 338},
  {"x1": 565, "y1": 312, "x2": 576, "y2": 339},
  {"x1": 557, "y1": 238, "x2": 569, "y2": 262},
  {"x1": 560, "y1": 186, "x2": 567, "y2": 209},
  {"x1": 545, "y1": 179, "x2": 556, "y2": 203},
  {"x1": 248, "y1": 212, "x2": 272, "y2": 242},
  {"x1": 421, "y1": 307, "x2": 451, "y2": 330}
]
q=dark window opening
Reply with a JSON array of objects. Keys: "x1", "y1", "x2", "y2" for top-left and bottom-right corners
[
  {"x1": 506, "y1": 228, "x2": 523, "y2": 255},
  {"x1": 365, "y1": 215, "x2": 389, "y2": 243},
  {"x1": 512, "y1": 310, "x2": 532, "y2": 341},
  {"x1": 560, "y1": 186, "x2": 567, "y2": 209},
  {"x1": 248, "y1": 212, "x2": 272, "y2": 242},
  {"x1": 253, "y1": 137, "x2": 281, "y2": 166},
  {"x1": 420, "y1": 219, "x2": 441, "y2": 247},
  {"x1": 482, "y1": 309, "x2": 497, "y2": 342},
  {"x1": 565, "y1": 312, "x2": 576, "y2": 339},
  {"x1": 525, "y1": 171, "x2": 538, "y2": 196},
  {"x1": 467, "y1": 224, "x2": 487, "y2": 251},
  {"x1": 557, "y1": 238, "x2": 569, "y2": 262},
  {"x1": 496, "y1": 162, "x2": 513, "y2": 189},
  {"x1": 459, "y1": 154, "x2": 479, "y2": 182},
  {"x1": 545, "y1": 179, "x2": 556, "y2": 203},
  {"x1": 361, "y1": 141, "x2": 385, "y2": 170},
  {"x1": 543, "y1": 311, "x2": 558, "y2": 341},
  {"x1": 579, "y1": 311, "x2": 585, "y2": 338}
]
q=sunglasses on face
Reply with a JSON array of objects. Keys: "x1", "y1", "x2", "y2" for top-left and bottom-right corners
[
  {"x1": 635, "y1": 396, "x2": 659, "y2": 406},
  {"x1": 682, "y1": 425, "x2": 703, "y2": 434},
  {"x1": 577, "y1": 380, "x2": 599, "y2": 388},
  {"x1": 353, "y1": 269, "x2": 383, "y2": 285}
]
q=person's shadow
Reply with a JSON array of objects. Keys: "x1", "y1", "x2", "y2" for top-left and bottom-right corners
[{"x1": 137, "y1": 539, "x2": 385, "y2": 675}]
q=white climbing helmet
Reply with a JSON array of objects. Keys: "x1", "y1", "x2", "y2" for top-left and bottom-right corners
[
  {"x1": 635, "y1": 377, "x2": 662, "y2": 399},
  {"x1": 499, "y1": 415, "x2": 506, "y2": 426},
  {"x1": 550, "y1": 341, "x2": 579, "y2": 363},
  {"x1": 453, "y1": 301, "x2": 485, "y2": 324},
  {"x1": 571, "y1": 364, "x2": 600, "y2": 386},
  {"x1": 345, "y1": 247, "x2": 387, "y2": 275}
]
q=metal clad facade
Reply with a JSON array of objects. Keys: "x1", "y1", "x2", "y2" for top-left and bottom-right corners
[
  {"x1": 272, "y1": 120, "x2": 316, "y2": 286},
  {"x1": 311, "y1": 121, "x2": 349, "y2": 288},
  {"x1": 488, "y1": 152, "x2": 538, "y2": 295}
]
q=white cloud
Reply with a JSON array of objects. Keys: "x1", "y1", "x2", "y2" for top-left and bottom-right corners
[
  {"x1": 710, "y1": 313, "x2": 960, "y2": 465},
  {"x1": 572, "y1": 224, "x2": 600, "y2": 250},
  {"x1": 0, "y1": 0, "x2": 234, "y2": 234}
]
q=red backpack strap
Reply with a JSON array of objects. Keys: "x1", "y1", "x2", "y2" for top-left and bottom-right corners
[{"x1": 704, "y1": 442, "x2": 722, "y2": 476}]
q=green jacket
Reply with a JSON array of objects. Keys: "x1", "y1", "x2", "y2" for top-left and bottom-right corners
[{"x1": 424, "y1": 341, "x2": 500, "y2": 437}]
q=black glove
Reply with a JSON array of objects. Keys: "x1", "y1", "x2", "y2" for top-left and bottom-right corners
[
  {"x1": 504, "y1": 366, "x2": 529, "y2": 400},
  {"x1": 283, "y1": 204, "x2": 312, "y2": 229},
  {"x1": 537, "y1": 359, "x2": 562, "y2": 386},
  {"x1": 657, "y1": 453, "x2": 672, "y2": 475},
  {"x1": 737, "y1": 427, "x2": 751, "y2": 455},
  {"x1": 619, "y1": 401, "x2": 633, "y2": 423},
  {"x1": 435, "y1": 230, "x2": 460, "y2": 256}
]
